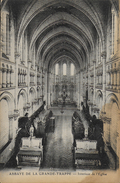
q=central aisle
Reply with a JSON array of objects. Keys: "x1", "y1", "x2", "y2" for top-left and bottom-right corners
[{"x1": 43, "y1": 108, "x2": 74, "y2": 170}]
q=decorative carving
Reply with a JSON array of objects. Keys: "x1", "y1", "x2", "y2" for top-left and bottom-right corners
[
  {"x1": 21, "y1": 61, "x2": 25, "y2": 65},
  {"x1": 15, "y1": 52, "x2": 20, "y2": 58},
  {"x1": 2, "y1": 68, "x2": 7, "y2": 72},
  {"x1": 101, "y1": 51, "x2": 106, "y2": 58},
  {"x1": 28, "y1": 60, "x2": 32, "y2": 63},
  {"x1": 14, "y1": 109, "x2": 19, "y2": 120},
  {"x1": 8, "y1": 114, "x2": 14, "y2": 119},
  {"x1": 23, "y1": 103, "x2": 31, "y2": 111},
  {"x1": 31, "y1": 64, "x2": 34, "y2": 69},
  {"x1": 30, "y1": 72, "x2": 35, "y2": 76}
]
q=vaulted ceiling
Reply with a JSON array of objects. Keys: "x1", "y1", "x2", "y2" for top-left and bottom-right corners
[{"x1": 4, "y1": 0, "x2": 113, "y2": 71}]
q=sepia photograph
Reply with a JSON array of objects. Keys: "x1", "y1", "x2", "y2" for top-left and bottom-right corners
[{"x1": 0, "y1": 0, "x2": 120, "y2": 182}]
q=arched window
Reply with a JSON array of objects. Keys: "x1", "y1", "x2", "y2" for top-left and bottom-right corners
[
  {"x1": 55, "y1": 63, "x2": 59, "y2": 75},
  {"x1": 71, "y1": 63, "x2": 74, "y2": 76},
  {"x1": 63, "y1": 63, "x2": 66, "y2": 75}
]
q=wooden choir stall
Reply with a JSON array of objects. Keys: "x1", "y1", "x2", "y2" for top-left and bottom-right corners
[{"x1": 16, "y1": 137, "x2": 43, "y2": 168}]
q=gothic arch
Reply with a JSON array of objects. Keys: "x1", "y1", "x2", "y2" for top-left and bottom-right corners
[
  {"x1": 17, "y1": 89, "x2": 27, "y2": 105},
  {"x1": 96, "y1": 90, "x2": 103, "y2": 98},
  {"x1": 96, "y1": 90, "x2": 103, "y2": 110},
  {"x1": 106, "y1": 93, "x2": 120, "y2": 109},
  {"x1": 0, "y1": 91, "x2": 14, "y2": 111},
  {"x1": 29, "y1": 87, "x2": 37, "y2": 99}
]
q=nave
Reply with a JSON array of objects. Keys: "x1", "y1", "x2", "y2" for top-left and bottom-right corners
[{"x1": 43, "y1": 108, "x2": 74, "y2": 169}]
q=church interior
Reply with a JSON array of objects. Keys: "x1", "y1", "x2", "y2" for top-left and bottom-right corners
[{"x1": 0, "y1": 0, "x2": 120, "y2": 171}]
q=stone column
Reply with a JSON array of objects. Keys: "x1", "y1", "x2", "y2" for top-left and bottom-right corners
[
  {"x1": 87, "y1": 64, "x2": 91, "y2": 111},
  {"x1": 27, "y1": 60, "x2": 32, "y2": 103},
  {"x1": 76, "y1": 73, "x2": 79, "y2": 106},
  {"x1": 110, "y1": 71, "x2": 112, "y2": 88},
  {"x1": 114, "y1": 70, "x2": 117, "y2": 88},
  {"x1": 47, "y1": 71, "x2": 51, "y2": 108},
  {"x1": 22, "y1": 34, "x2": 25, "y2": 62},
  {"x1": 61, "y1": 61, "x2": 63, "y2": 77},
  {"x1": 93, "y1": 60, "x2": 96, "y2": 104},
  {"x1": 115, "y1": 70, "x2": 117, "y2": 88},
  {"x1": 2, "y1": 68, "x2": 7, "y2": 88},
  {"x1": 101, "y1": 74, "x2": 103, "y2": 85},
  {"x1": 14, "y1": 52, "x2": 20, "y2": 109},
  {"x1": 44, "y1": 69, "x2": 47, "y2": 103},
  {"x1": 6, "y1": 67, "x2": 9, "y2": 87},
  {"x1": 35, "y1": 64, "x2": 38, "y2": 86},
  {"x1": 79, "y1": 70, "x2": 83, "y2": 110},
  {"x1": 79, "y1": 71, "x2": 81, "y2": 109},
  {"x1": 112, "y1": 71, "x2": 114, "y2": 87},
  {"x1": 9, "y1": 70, "x2": 12, "y2": 87},
  {"x1": 117, "y1": 69, "x2": 120, "y2": 90},
  {"x1": 101, "y1": 51, "x2": 106, "y2": 107},
  {"x1": 111, "y1": 9, "x2": 115, "y2": 55},
  {"x1": 0, "y1": 67, "x2": 2, "y2": 88},
  {"x1": 51, "y1": 73, "x2": 54, "y2": 103},
  {"x1": 20, "y1": 73, "x2": 22, "y2": 84},
  {"x1": 23, "y1": 73, "x2": 25, "y2": 85},
  {"x1": 22, "y1": 71, "x2": 24, "y2": 84},
  {"x1": 76, "y1": 71, "x2": 80, "y2": 109},
  {"x1": 108, "y1": 72, "x2": 111, "y2": 86},
  {"x1": 7, "y1": 68, "x2": 11, "y2": 87},
  {"x1": 109, "y1": 72, "x2": 111, "y2": 87},
  {"x1": 19, "y1": 73, "x2": 21, "y2": 86}
]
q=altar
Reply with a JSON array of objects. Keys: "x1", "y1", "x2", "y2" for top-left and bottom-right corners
[
  {"x1": 16, "y1": 137, "x2": 43, "y2": 167},
  {"x1": 57, "y1": 96, "x2": 71, "y2": 104}
]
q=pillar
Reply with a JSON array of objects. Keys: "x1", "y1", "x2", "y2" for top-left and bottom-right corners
[
  {"x1": 117, "y1": 69, "x2": 120, "y2": 89},
  {"x1": 6, "y1": 68, "x2": 9, "y2": 87},
  {"x1": 111, "y1": 8, "x2": 115, "y2": 55},
  {"x1": 22, "y1": 34, "x2": 25, "y2": 61},
  {"x1": 108, "y1": 72, "x2": 111, "y2": 85},
  {"x1": 20, "y1": 73, "x2": 22, "y2": 84},
  {"x1": 27, "y1": 60, "x2": 32, "y2": 103},
  {"x1": 14, "y1": 52, "x2": 20, "y2": 109},
  {"x1": 112, "y1": 71, "x2": 114, "y2": 87},
  {"x1": 47, "y1": 71, "x2": 51, "y2": 108},
  {"x1": 79, "y1": 71, "x2": 81, "y2": 108},
  {"x1": 93, "y1": 60, "x2": 96, "y2": 104},
  {"x1": 114, "y1": 70, "x2": 117, "y2": 88},
  {"x1": 80, "y1": 70, "x2": 83, "y2": 110},
  {"x1": 101, "y1": 51, "x2": 106, "y2": 107},
  {"x1": 22, "y1": 72, "x2": 24, "y2": 84},
  {"x1": 44, "y1": 69, "x2": 47, "y2": 103},
  {"x1": 2, "y1": 68, "x2": 7, "y2": 87},
  {"x1": 9, "y1": 70, "x2": 12, "y2": 87},
  {"x1": 35, "y1": 64, "x2": 38, "y2": 86}
]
